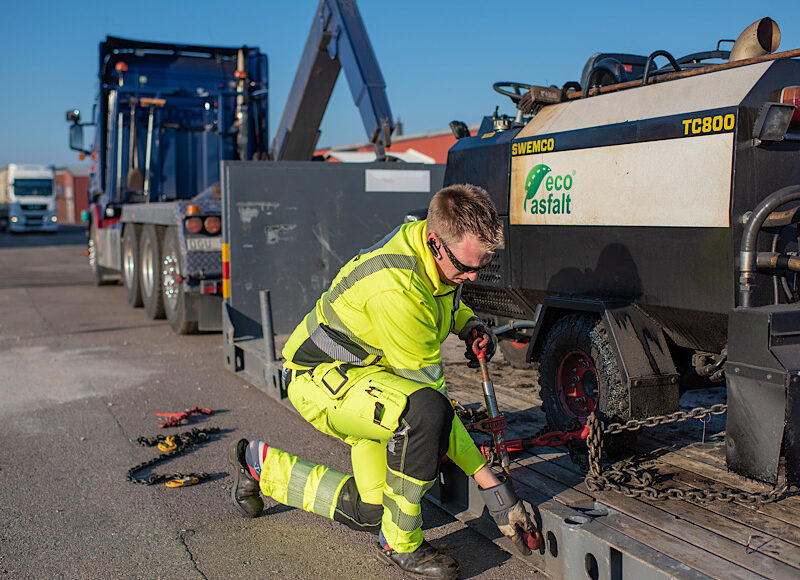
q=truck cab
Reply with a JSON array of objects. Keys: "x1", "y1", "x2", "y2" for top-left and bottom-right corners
[
  {"x1": 66, "y1": 37, "x2": 268, "y2": 333},
  {"x1": 2, "y1": 164, "x2": 57, "y2": 233}
]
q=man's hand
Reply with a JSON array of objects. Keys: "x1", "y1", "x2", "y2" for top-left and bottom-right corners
[
  {"x1": 458, "y1": 317, "x2": 496, "y2": 368},
  {"x1": 479, "y1": 479, "x2": 540, "y2": 555}
]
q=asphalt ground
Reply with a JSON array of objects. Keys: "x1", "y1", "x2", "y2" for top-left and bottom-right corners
[{"x1": 0, "y1": 226, "x2": 542, "y2": 579}]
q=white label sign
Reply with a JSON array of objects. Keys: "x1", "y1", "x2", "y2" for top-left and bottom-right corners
[
  {"x1": 510, "y1": 132, "x2": 733, "y2": 228},
  {"x1": 365, "y1": 169, "x2": 430, "y2": 193}
]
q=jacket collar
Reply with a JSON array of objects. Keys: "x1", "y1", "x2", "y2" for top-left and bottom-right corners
[{"x1": 408, "y1": 220, "x2": 459, "y2": 297}]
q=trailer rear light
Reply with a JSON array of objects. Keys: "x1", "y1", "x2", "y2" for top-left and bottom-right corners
[
  {"x1": 186, "y1": 204, "x2": 201, "y2": 216},
  {"x1": 185, "y1": 217, "x2": 203, "y2": 234},
  {"x1": 781, "y1": 86, "x2": 800, "y2": 124},
  {"x1": 204, "y1": 216, "x2": 221, "y2": 235},
  {"x1": 753, "y1": 102, "x2": 795, "y2": 142}
]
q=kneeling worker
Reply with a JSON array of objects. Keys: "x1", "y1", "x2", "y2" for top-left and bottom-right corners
[{"x1": 229, "y1": 184, "x2": 535, "y2": 579}]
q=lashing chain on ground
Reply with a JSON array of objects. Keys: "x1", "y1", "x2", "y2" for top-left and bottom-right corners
[{"x1": 126, "y1": 426, "x2": 220, "y2": 486}]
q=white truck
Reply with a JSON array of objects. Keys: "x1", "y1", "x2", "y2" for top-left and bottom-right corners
[{"x1": 0, "y1": 164, "x2": 57, "y2": 233}]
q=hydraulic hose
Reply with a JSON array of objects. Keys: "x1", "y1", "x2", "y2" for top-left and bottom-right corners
[
  {"x1": 491, "y1": 320, "x2": 537, "y2": 336},
  {"x1": 740, "y1": 185, "x2": 800, "y2": 307}
]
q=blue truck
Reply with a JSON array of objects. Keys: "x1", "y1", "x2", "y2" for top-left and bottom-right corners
[{"x1": 67, "y1": 36, "x2": 269, "y2": 333}]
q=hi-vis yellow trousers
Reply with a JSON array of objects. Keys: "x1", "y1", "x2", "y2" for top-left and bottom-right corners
[{"x1": 255, "y1": 362, "x2": 485, "y2": 553}]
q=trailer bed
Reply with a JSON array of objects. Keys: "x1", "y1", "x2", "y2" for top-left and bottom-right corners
[
  {"x1": 438, "y1": 339, "x2": 800, "y2": 580},
  {"x1": 233, "y1": 330, "x2": 800, "y2": 579}
]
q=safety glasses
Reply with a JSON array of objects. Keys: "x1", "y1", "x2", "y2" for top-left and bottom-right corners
[{"x1": 439, "y1": 238, "x2": 491, "y2": 273}]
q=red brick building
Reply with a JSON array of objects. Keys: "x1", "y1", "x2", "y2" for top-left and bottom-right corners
[{"x1": 316, "y1": 125, "x2": 475, "y2": 163}]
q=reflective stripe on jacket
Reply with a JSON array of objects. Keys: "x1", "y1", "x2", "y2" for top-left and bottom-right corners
[{"x1": 282, "y1": 219, "x2": 476, "y2": 394}]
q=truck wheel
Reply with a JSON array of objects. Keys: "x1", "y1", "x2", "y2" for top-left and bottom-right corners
[
  {"x1": 162, "y1": 227, "x2": 197, "y2": 334},
  {"x1": 139, "y1": 224, "x2": 165, "y2": 319},
  {"x1": 538, "y1": 314, "x2": 627, "y2": 430},
  {"x1": 88, "y1": 223, "x2": 116, "y2": 286},
  {"x1": 122, "y1": 224, "x2": 143, "y2": 307},
  {"x1": 499, "y1": 338, "x2": 532, "y2": 369}
]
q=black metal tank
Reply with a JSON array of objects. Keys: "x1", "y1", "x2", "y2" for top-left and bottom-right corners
[{"x1": 446, "y1": 59, "x2": 800, "y2": 354}]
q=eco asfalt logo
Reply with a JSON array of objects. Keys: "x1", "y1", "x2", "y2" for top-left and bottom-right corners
[{"x1": 523, "y1": 163, "x2": 574, "y2": 215}]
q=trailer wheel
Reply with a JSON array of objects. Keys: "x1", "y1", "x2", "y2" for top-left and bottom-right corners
[
  {"x1": 499, "y1": 338, "x2": 532, "y2": 369},
  {"x1": 162, "y1": 227, "x2": 197, "y2": 334},
  {"x1": 88, "y1": 222, "x2": 116, "y2": 286},
  {"x1": 140, "y1": 224, "x2": 165, "y2": 319},
  {"x1": 538, "y1": 314, "x2": 627, "y2": 430},
  {"x1": 122, "y1": 224, "x2": 142, "y2": 307}
]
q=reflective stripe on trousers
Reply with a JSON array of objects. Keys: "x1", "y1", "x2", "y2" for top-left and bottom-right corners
[{"x1": 259, "y1": 446, "x2": 351, "y2": 519}]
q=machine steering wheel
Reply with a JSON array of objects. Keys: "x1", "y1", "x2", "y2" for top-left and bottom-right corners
[{"x1": 493, "y1": 82, "x2": 534, "y2": 105}]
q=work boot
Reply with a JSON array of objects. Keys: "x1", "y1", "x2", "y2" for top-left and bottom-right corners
[
  {"x1": 228, "y1": 438, "x2": 264, "y2": 518},
  {"x1": 376, "y1": 540, "x2": 460, "y2": 579}
]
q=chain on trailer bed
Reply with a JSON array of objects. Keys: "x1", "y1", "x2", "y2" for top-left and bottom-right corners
[{"x1": 439, "y1": 366, "x2": 800, "y2": 580}]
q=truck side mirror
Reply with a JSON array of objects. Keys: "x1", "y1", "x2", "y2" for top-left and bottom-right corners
[{"x1": 69, "y1": 123, "x2": 85, "y2": 152}]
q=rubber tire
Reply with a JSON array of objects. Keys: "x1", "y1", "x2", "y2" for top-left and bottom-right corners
[
  {"x1": 88, "y1": 223, "x2": 117, "y2": 286},
  {"x1": 122, "y1": 224, "x2": 143, "y2": 307},
  {"x1": 139, "y1": 224, "x2": 165, "y2": 319},
  {"x1": 499, "y1": 338, "x2": 532, "y2": 369},
  {"x1": 538, "y1": 314, "x2": 627, "y2": 430},
  {"x1": 162, "y1": 226, "x2": 197, "y2": 334}
]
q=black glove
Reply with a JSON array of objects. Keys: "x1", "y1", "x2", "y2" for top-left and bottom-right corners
[
  {"x1": 479, "y1": 478, "x2": 538, "y2": 556},
  {"x1": 458, "y1": 317, "x2": 496, "y2": 368}
]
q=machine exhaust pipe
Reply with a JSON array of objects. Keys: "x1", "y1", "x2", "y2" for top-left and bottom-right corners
[{"x1": 729, "y1": 17, "x2": 781, "y2": 62}]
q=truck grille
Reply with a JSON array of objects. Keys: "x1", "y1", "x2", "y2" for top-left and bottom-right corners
[
  {"x1": 462, "y1": 285, "x2": 529, "y2": 318},
  {"x1": 22, "y1": 204, "x2": 47, "y2": 211},
  {"x1": 477, "y1": 251, "x2": 503, "y2": 285},
  {"x1": 478, "y1": 254, "x2": 503, "y2": 284}
]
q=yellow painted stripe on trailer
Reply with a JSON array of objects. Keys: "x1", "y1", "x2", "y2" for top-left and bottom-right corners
[{"x1": 222, "y1": 243, "x2": 231, "y2": 298}]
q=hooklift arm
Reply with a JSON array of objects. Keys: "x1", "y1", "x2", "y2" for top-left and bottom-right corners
[{"x1": 270, "y1": 0, "x2": 394, "y2": 161}]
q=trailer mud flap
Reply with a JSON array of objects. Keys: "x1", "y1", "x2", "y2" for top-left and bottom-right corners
[
  {"x1": 725, "y1": 306, "x2": 800, "y2": 484},
  {"x1": 602, "y1": 305, "x2": 680, "y2": 419}
]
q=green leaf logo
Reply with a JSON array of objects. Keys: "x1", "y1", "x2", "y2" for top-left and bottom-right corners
[{"x1": 523, "y1": 164, "x2": 551, "y2": 211}]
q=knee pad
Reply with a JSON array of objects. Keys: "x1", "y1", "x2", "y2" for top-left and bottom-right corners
[
  {"x1": 333, "y1": 476, "x2": 382, "y2": 533},
  {"x1": 388, "y1": 389, "x2": 454, "y2": 481}
]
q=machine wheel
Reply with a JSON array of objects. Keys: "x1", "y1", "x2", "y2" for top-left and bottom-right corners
[
  {"x1": 538, "y1": 314, "x2": 627, "y2": 430},
  {"x1": 122, "y1": 224, "x2": 143, "y2": 307},
  {"x1": 499, "y1": 338, "x2": 532, "y2": 369},
  {"x1": 88, "y1": 222, "x2": 116, "y2": 286},
  {"x1": 139, "y1": 224, "x2": 165, "y2": 319},
  {"x1": 162, "y1": 227, "x2": 197, "y2": 334}
]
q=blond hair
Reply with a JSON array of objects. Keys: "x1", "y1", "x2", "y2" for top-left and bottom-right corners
[{"x1": 426, "y1": 184, "x2": 503, "y2": 251}]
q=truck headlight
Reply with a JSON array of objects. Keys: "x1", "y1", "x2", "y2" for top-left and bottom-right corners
[{"x1": 51, "y1": 216, "x2": 58, "y2": 222}]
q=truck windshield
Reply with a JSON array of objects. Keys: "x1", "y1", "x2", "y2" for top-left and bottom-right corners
[{"x1": 13, "y1": 179, "x2": 53, "y2": 196}]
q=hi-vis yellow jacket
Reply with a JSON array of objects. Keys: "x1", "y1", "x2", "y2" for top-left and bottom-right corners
[{"x1": 283, "y1": 218, "x2": 477, "y2": 397}]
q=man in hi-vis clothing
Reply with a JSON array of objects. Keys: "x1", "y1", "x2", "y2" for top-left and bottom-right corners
[{"x1": 229, "y1": 184, "x2": 535, "y2": 579}]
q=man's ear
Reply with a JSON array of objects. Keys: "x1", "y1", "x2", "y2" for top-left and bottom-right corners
[{"x1": 427, "y1": 237, "x2": 441, "y2": 259}]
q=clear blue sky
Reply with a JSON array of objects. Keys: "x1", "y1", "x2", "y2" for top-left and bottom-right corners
[{"x1": 1, "y1": 0, "x2": 799, "y2": 168}]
